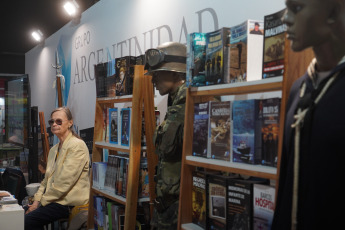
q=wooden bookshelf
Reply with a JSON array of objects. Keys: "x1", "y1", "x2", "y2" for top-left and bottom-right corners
[
  {"x1": 87, "y1": 65, "x2": 158, "y2": 230},
  {"x1": 177, "y1": 43, "x2": 314, "y2": 229}
]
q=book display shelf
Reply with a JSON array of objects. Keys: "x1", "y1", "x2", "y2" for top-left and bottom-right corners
[
  {"x1": 87, "y1": 65, "x2": 158, "y2": 230},
  {"x1": 177, "y1": 42, "x2": 314, "y2": 229}
]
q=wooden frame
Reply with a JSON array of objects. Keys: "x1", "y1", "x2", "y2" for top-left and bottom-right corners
[
  {"x1": 177, "y1": 43, "x2": 314, "y2": 229},
  {"x1": 87, "y1": 65, "x2": 158, "y2": 230}
]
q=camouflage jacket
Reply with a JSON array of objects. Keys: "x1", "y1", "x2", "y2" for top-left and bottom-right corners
[{"x1": 153, "y1": 82, "x2": 187, "y2": 198}]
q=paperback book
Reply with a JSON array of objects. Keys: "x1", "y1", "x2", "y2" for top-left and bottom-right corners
[
  {"x1": 261, "y1": 98, "x2": 280, "y2": 167},
  {"x1": 262, "y1": 9, "x2": 287, "y2": 79},
  {"x1": 115, "y1": 56, "x2": 136, "y2": 96},
  {"x1": 205, "y1": 27, "x2": 231, "y2": 85},
  {"x1": 192, "y1": 170, "x2": 207, "y2": 228},
  {"x1": 109, "y1": 108, "x2": 119, "y2": 144},
  {"x1": 106, "y1": 59, "x2": 117, "y2": 98},
  {"x1": 120, "y1": 108, "x2": 131, "y2": 146},
  {"x1": 95, "y1": 63, "x2": 107, "y2": 98},
  {"x1": 253, "y1": 184, "x2": 275, "y2": 230},
  {"x1": 186, "y1": 32, "x2": 207, "y2": 87},
  {"x1": 209, "y1": 101, "x2": 232, "y2": 161},
  {"x1": 232, "y1": 99, "x2": 262, "y2": 164},
  {"x1": 207, "y1": 174, "x2": 228, "y2": 230},
  {"x1": 227, "y1": 178, "x2": 268, "y2": 230},
  {"x1": 192, "y1": 102, "x2": 210, "y2": 158},
  {"x1": 230, "y1": 20, "x2": 264, "y2": 83}
]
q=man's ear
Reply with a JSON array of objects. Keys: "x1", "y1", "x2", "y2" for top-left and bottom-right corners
[{"x1": 327, "y1": 0, "x2": 343, "y2": 24}]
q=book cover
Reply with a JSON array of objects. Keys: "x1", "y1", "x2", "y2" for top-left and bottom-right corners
[
  {"x1": 230, "y1": 20, "x2": 263, "y2": 83},
  {"x1": 95, "y1": 63, "x2": 107, "y2": 98},
  {"x1": 109, "y1": 108, "x2": 119, "y2": 144},
  {"x1": 120, "y1": 108, "x2": 131, "y2": 146},
  {"x1": 107, "y1": 202, "x2": 116, "y2": 230},
  {"x1": 253, "y1": 184, "x2": 275, "y2": 230},
  {"x1": 93, "y1": 162, "x2": 107, "y2": 190},
  {"x1": 93, "y1": 196, "x2": 106, "y2": 230},
  {"x1": 192, "y1": 170, "x2": 207, "y2": 228},
  {"x1": 262, "y1": 9, "x2": 287, "y2": 79},
  {"x1": 192, "y1": 102, "x2": 209, "y2": 158},
  {"x1": 102, "y1": 107, "x2": 107, "y2": 142},
  {"x1": 209, "y1": 101, "x2": 231, "y2": 161},
  {"x1": 227, "y1": 178, "x2": 268, "y2": 230},
  {"x1": 106, "y1": 59, "x2": 117, "y2": 98},
  {"x1": 115, "y1": 56, "x2": 136, "y2": 96},
  {"x1": 205, "y1": 27, "x2": 231, "y2": 85},
  {"x1": 139, "y1": 157, "x2": 149, "y2": 198},
  {"x1": 104, "y1": 155, "x2": 114, "y2": 193},
  {"x1": 261, "y1": 98, "x2": 280, "y2": 167},
  {"x1": 106, "y1": 108, "x2": 110, "y2": 143},
  {"x1": 186, "y1": 32, "x2": 207, "y2": 87},
  {"x1": 232, "y1": 100, "x2": 262, "y2": 164},
  {"x1": 207, "y1": 174, "x2": 228, "y2": 230}
]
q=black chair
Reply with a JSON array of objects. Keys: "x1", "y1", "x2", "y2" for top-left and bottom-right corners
[{"x1": 1, "y1": 167, "x2": 27, "y2": 204}]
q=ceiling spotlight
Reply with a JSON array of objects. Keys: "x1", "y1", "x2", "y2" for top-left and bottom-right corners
[
  {"x1": 64, "y1": 0, "x2": 80, "y2": 16},
  {"x1": 32, "y1": 30, "x2": 43, "y2": 42}
]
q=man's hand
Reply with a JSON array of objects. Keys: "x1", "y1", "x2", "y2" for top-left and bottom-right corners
[{"x1": 25, "y1": 200, "x2": 40, "y2": 214}]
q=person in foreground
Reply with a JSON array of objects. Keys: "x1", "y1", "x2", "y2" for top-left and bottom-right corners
[
  {"x1": 25, "y1": 107, "x2": 90, "y2": 230},
  {"x1": 145, "y1": 42, "x2": 187, "y2": 230},
  {"x1": 272, "y1": 0, "x2": 345, "y2": 229}
]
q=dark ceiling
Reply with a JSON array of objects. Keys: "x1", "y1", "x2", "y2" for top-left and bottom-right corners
[{"x1": 0, "y1": 0, "x2": 98, "y2": 74}]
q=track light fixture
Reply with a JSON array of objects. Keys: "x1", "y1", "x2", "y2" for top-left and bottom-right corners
[
  {"x1": 32, "y1": 30, "x2": 43, "y2": 42},
  {"x1": 64, "y1": 0, "x2": 80, "y2": 16}
]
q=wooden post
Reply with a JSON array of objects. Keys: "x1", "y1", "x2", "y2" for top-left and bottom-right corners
[
  {"x1": 57, "y1": 77, "x2": 63, "y2": 107},
  {"x1": 142, "y1": 74, "x2": 158, "y2": 216},
  {"x1": 39, "y1": 112, "x2": 50, "y2": 163},
  {"x1": 124, "y1": 65, "x2": 144, "y2": 230}
]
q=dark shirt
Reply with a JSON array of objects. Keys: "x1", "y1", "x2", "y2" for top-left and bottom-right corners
[{"x1": 272, "y1": 62, "x2": 345, "y2": 230}]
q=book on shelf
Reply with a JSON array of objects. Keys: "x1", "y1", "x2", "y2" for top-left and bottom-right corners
[
  {"x1": 186, "y1": 32, "x2": 207, "y2": 87},
  {"x1": 115, "y1": 56, "x2": 136, "y2": 96},
  {"x1": 206, "y1": 174, "x2": 228, "y2": 230},
  {"x1": 192, "y1": 170, "x2": 207, "y2": 228},
  {"x1": 109, "y1": 108, "x2": 119, "y2": 144},
  {"x1": 253, "y1": 184, "x2": 275, "y2": 230},
  {"x1": 261, "y1": 98, "x2": 280, "y2": 167},
  {"x1": 139, "y1": 156, "x2": 149, "y2": 198},
  {"x1": 205, "y1": 27, "x2": 231, "y2": 86},
  {"x1": 232, "y1": 99, "x2": 262, "y2": 165},
  {"x1": 93, "y1": 162, "x2": 107, "y2": 190},
  {"x1": 262, "y1": 9, "x2": 287, "y2": 79},
  {"x1": 192, "y1": 102, "x2": 210, "y2": 158},
  {"x1": 93, "y1": 196, "x2": 107, "y2": 230},
  {"x1": 209, "y1": 101, "x2": 232, "y2": 161},
  {"x1": 103, "y1": 149, "x2": 109, "y2": 162},
  {"x1": 230, "y1": 20, "x2": 264, "y2": 83},
  {"x1": 227, "y1": 177, "x2": 269, "y2": 230},
  {"x1": 120, "y1": 108, "x2": 131, "y2": 146},
  {"x1": 95, "y1": 63, "x2": 107, "y2": 98},
  {"x1": 106, "y1": 59, "x2": 117, "y2": 98}
]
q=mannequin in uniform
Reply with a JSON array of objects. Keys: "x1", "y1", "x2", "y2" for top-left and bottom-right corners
[{"x1": 145, "y1": 42, "x2": 187, "y2": 230}]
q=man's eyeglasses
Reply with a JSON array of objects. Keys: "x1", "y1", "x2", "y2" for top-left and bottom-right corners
[{"x1": 48, "y1": 119, "x2": 66, "y2": 126}]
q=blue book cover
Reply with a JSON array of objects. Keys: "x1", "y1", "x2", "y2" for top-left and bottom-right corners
[
  {"x1": 232, "y1": 99, "x2": 262, "y2": 164},
  {"x1": 186, "y1": 32, "x2": 207, "y2": 87},
  {"x1": 109, "y1": 108, "x2": 118, "y2": 144},
  {"x1": 205, "y1": 27, "x2": 231, "y2": 85},
  {"x1": 120, "y1": 108, "x2": 131, "y2": 146},
  {"x1": 192, "y1": 102, "x2": 209, "y2": 158}
]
